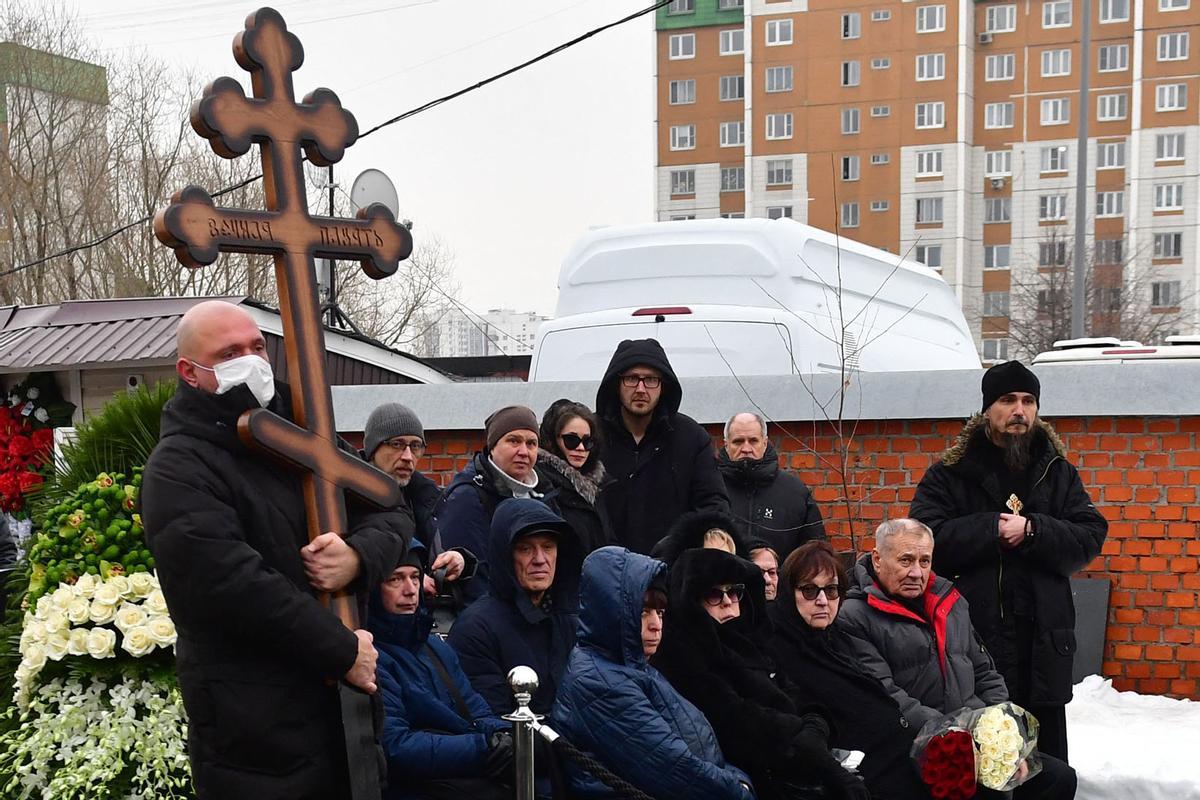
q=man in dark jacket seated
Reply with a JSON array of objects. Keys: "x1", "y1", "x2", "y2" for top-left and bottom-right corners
[
  {"x1": 370, "y1": 539, "x2": 512, "y2": 800},
  {"x1": 552, "y1": 546, "x2": 755, "y2": 799},
  {"x1": 837, "y1": 519, "x2": 1076, "y2": 800}
]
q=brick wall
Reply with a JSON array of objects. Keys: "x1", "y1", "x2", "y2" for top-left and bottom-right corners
[{"x1": 359, "y1": 413, "x2": 1200, "y2": 699}]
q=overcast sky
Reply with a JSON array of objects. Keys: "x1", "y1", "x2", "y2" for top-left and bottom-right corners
[{"x1": 64, "y1": 0, "x2": 657, "y2": 317}]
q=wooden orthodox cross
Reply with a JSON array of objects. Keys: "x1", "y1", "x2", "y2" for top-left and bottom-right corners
[{"x1": 154, "y1": 8, "x2": 411, "y2": 798}]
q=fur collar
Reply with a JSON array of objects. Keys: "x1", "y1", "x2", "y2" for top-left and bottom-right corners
[
  {"x1": 537, "y1": 450, "x2": 606, "y2": 505},
  {"x1": 940, "y1": 413, "x2": 1067, "y2": 467}
]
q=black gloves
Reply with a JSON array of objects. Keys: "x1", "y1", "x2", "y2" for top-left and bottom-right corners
[
  {"x1": 483, "y1": 730, "x2": 514, "y2": 779},
  {"x1": 824, "y1": 770, "x2": 871, "y2": 800}
]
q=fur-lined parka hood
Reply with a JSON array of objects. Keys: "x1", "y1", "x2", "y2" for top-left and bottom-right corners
[{"x1": 939, "y1": 413, "x2": 1067, "y2": 467}]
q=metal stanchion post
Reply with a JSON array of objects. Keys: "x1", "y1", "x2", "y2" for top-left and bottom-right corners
[{"x1": 504, "y1": 666, "x2": 542, "y2": 800}]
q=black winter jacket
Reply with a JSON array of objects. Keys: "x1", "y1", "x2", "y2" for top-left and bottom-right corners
[
  {"x1": 595, "y1": 339, "x2": 729, "y2": 555},
  {"x1": 404, "y1": 470, "x2": 441, "y2": 546},
  {"x1": 649, "y1": 508, "x2": 752, "y2": 565},
  {"x1": 908, "y1": 415, "x2": 1107, "y2": 705},
  {"x1": 142, "y1": 380, "x2": 412, "y2": 800},
  {"x1": 535, "y1": 451, "x2": 613, "y2": 556},
  {"x1": 719, "y1": 446, "x2": 826, "y2": 557}
]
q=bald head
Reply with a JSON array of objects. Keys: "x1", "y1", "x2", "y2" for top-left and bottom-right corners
[{"x1": 176, "y1": 301, "x2": 268, "y2": 392}]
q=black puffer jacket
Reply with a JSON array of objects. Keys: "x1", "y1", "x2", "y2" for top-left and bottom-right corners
[
  {"x1": 908, "y1": 415, "x2": 1107, "y2": 705},
  {"x1": 718, "y1": 446, "x2": 826, "y2": 558},
  {"x1": 595, "y1": 339, "x2": 728, "y2": 555},
  {"x1": 535, "y1": 451, "x2": 612, "y2": 556},
  {"x1": 142, "y1": 380, "x2": 412, "y2": 800}
]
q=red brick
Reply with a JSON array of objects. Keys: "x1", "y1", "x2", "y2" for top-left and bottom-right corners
[
  {"x1": 1133, "y1": 626, "x2": 1161, "y2": 642},
  {"x1": 1148, "y1": 610, "x2": 1177, "y2": 626},
  {"x1": 1127, "y1": 470, "x2": 1155, "y2": 485},
  {"x1": 1107, "y1": 522, "x2": 1134, "y2": 538},
  {"x1": 1180, "y1": 610, "x2": 1200, "y2": 626},
  {"x1": 1138, "y1": 522, "x2": 1167, "y2": 539},
  {"x1": 1140, "y1": 556, "x2": 1169, "y2": 572},
  {"x1": 1143, "y1": 453, "x2": 1170, "y2": 468},
  {"x1": 1135, "y1": 487, "x2": 1163, "y2": 503},
  {"x1": 1179, "y1": 647, "x2": 1200, "y2": 662},
  {"x1": 1168, "y1": 522, "x2": 1197, "y2": 538},
  {"x1": 1153, "y1": 663, "x2": 1182, "y2": 679},
  {"x1": 1114, "y1": 608, "x2": 1144, "y2": 624},
  {"x1": 1157, "y1": 470, "x2": 1187, "y2": 486},
  {"x1": 1124, "y1": 506, "x2": 1152, "y2": 520},
  {"x1": 1155, "y1": 540, "x2": 1184, "y2": 555},
  {"x1": 1053, "y1": 418, "x2": 1085, "y2": 433},
  {"x1": 1124, "y1": 662, "x2": 1151, "y2": 679},
  {"x1": 444, "y1": 439, "x2": 468, "y2": 455},
  {"x1": 1116, "y1": 418, "x2": 1145, "y2": 434},
  {"x1": 1136, "y1": 591, "x2": 1165, "y2": 606},
  {"x1": 1136, "y1": 678, "x2": 1171, "y2": 694},
  {"x1": 1181, "y1": 418, "x2": 1200, "y2": 432},
  {"x1": 1081, "y1": 453, "x2": 1110, "y2": 467},
  {"x1": 1088, "y1": 418, "x2": 1116, "y2": 433},
  {"x1": 1130, "y1": 435, "x2": 1158, "y2": 451},
  {"x1": 1070, "y1": 434, "x2": 1099, "y2": 450},
  {"x1": 1172, "y1": 558, "x2": 1199, "y2": 573},
  {"x1": 1113, "y1": 644, "x2": 1143, "y2": 660},
  {"x1": 1148, "y1": 419, "x2": 1180, "y2": 433},
  {"x1": 1186, "y1": 575, "x2": 1200, "y2": 590},
  {"x1": 1110, "y1": 590, "x2": 1134, "y2": 606},
  {"x1": 1166, "y1": 593, "x2": 1197, "y2": 609},
  {"x1": 1168, "y1": 487, "x2": 1198, "y2": 503},
  {"x1": 1094, "y1": 470, "x2": 1123, "y2": 485},
  {"x1": 1146, "y1": 645, "x2": 1174, "y2": 661},
  {"x1": 1099, "y1": 435, "x2": 1129, "y2": 451},
  {"x1": 1123, "y1": 540, "x2": 1153, "y2": 555},
  {"x1": 1107, "y1": 625, "x2": 1130, "y2": 641},
  {"x1": 1112, "y1": 677, "x2": 1137, "y2": 693},
  {"x1": 891, "y1": 438, "x2": 918, "y2": 453},
  {"x1": 1171, "y1": 680, "x2": 1198, "y2": 696},
  {"x1": 1108, "y1": 556, "x2": 1137, "y2": 572},
  {"x1": 1176, "y1": 451, "x2": 1200, "y2": 467},
  {"x1": 1166, "y1": 628, "x2": 1194, "y2": 644},
  {"x1": 1151, "y1": 575, "x2": 1181, "y2": 591}
]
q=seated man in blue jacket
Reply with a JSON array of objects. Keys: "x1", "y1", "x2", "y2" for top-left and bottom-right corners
[
  {"x1": 370, "y1": 540, "x2": 514, "y2": 800},
  {"x1": 552, "y1": 547, "x2": 755, "y2": 799}
]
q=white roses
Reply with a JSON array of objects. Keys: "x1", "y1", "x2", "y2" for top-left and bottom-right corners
[{"x1": 973, "y1": 706, "x2": 1025, "y2": 789}]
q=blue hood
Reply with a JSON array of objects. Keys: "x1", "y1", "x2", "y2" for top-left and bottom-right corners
[
  {"x1": 368, "y1": 538, "x2": 433, "y2": 651},
  {"x1": 487, "y1": 498, "x2": 582, "y2": 617},
  {"x1": 577, "y1": 547, "x2": 666, "y2": 669}
]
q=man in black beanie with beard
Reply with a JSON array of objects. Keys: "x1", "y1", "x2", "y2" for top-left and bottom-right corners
[{"x1": 909, "y1": 361, "x2": 1107, "y2": 765}]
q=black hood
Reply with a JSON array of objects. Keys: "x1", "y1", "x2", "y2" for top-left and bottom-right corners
[
  {"x1": 650, "y1": 508, "x2": 751, "y2": 565},
  {"x1": 159, "y1": 378, "x2": 292, "y2": 451},
  {"x1": 595, "y1": 338, "x2": 682, "y2": 422},
  {"x1": 717, "y1": 444, "x2": 781, "y2": 488}
]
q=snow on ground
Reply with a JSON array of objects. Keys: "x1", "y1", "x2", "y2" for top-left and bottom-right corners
[{"x1": 1068, "y1": 675, "x2": 1200, "y2": 800}]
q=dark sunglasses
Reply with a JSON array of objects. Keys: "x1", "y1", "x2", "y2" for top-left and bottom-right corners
[
  {"x1": 559, "y1": 432, "x2": 595, "y2": 451},
  {"x1": 796, "y1": 583, "x2": 843, "y2": 601},
  {"x1": 703, "y1": 583, "x2": 746, "y2": 606}
]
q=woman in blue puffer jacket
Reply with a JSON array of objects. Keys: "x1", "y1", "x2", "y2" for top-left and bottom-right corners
[{"x1": 551, "y1": 546, "x2": 756, "y2": 799}]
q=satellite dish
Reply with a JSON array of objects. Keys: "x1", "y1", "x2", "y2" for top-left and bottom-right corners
[{"x1": 349, "y1": 168, "x2": 400, "y2": 219}]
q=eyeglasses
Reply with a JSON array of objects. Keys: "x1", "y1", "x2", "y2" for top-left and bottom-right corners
[
  {"x1": 382, "y1": 438, "x2": 426, "y2": 455},
  {"x1": 702, "y1": 584, "x2": 746, "y2": 606},
  {"x1": 796, "y1": 584, "x2": 843, "y2": 601},
  {"x1": 559, "y1": 432, "x2": 595, "y2": 451},
  {"x1": 620, "y1": 374, "x2": 662, "y2": 389}
]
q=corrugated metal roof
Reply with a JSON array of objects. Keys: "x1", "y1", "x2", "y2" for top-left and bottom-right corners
[{"x1": 0, "y1": 316, "x2": 180, "y2": 369}]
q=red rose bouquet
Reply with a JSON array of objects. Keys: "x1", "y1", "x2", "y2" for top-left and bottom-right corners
[{"x1": 911, "y1": 703, "x2": 1044, "y2": 799}]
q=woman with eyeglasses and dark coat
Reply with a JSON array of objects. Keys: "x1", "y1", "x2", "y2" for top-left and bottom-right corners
[
  {"x1": 769, "y1": 541, "x2": 929, "y2": 800},
  {"x1": 535, "y1": 400, "x2": 614, "y2": 555},
  {"x1": 652, "y1": 547, "x2": 870, "y2": 800}
]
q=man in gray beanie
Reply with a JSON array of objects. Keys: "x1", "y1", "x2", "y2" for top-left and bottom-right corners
[{"x1": 909, "y1": 361, "x2": 1107, "y2": 764}]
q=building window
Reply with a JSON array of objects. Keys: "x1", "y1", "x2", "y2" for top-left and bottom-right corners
[
  {"x1": 720, "y1": 121, "x2": 745, "y2": 147},
  {"x1": 984, "y1": 245, "x2": 1012, "y2": 268},
  {"x1": 871, "y1": 199, "x2": 890, "y2": 211},
  {"x1": 872, "y1": 9, "x2": 891, "y2": 22},
  {"x1": 721, "y1": 167, "x2": 745, "y2": 192},
  {"x1": 669, "y1": 124, "x2": 696, "y2": 150},
  {"x1": 1097, "y1": 93, "x2": 1127, "y2": 121},
  {"x1": 718, "y1": 0, "x2": 744, "y2": 8},
  {"x1": 985, "y1": 198, "x2": 1011, "y2": 223},
  {"x1": 842, "y1": 155, "x2": 861, "y2": 181},
  {"x1": 871, "y1": 153, "x2": 891, "y2": 165},
  {"x1": 986, "y1": 53, "x2": 1015, "y2": 81},
  {"x1": 1097, "y1": 141, "x2": 1126, "y2": 168},
  {"x1": 915, "y1": 244, "x2": 942, "y2": 267},
  {"x1": 916, "y1": 53, "x2": 946, "y2": 81},
  {"x1": 915, "y1": 101, "x2": 945, "y2": 129},
  {"x1": 1155, "y1": 183, "x2": 1184, "y2": 211},
  {"x1": 871, "y1": 57, "x2": 891, "y2": 69},
  {"x1": 986, "y1": 5, "x2": 1016, "y2": 32},
  {"x1": 1039, "y1": 194, "x2": 1067, "y2": 220},
  {"x1": 766, "y1": 112, "x2": 794, "y2": 139},
  {"x1": 916, "y1": 196, "x2": 944, "y2": 223},
  {"x1": 1041, "y1": 145, "x2": 1069, "y2": 172},
  {"x1": 719, "y1": 28, "x2": 745, "y2": 55},
  {"x1": 1161, "y1": 0, "x2": 1189, "y2": 9},
  {"x1": 1158, "y1": 32, "x2": 1189, "y2": 61},
  {"x1": 985, "y1": 150, "x2": 1013, "y2": 176},
  {"x1": 1098, "y1": 44, "x2": 1129, "y2": 72},
  {"x1": 984, "y1": 292, "x2": 1011, "y2": 316},
  {"x1": 667, "y1": 0, "x2": 695, "y2": 13},
  {"x1": 766, "y1": 159, "x2": 793, "y2": 186},
  {"x1": 767, "y1": 18, "x2": 794, "y2": 45},
  {"x1": 766, "y1": 66, "x2": 793, "y2": 93},
  {"x1": 670, "y1": 214, "x2": 697, "y2": 221},
  {"x1": 1096, "y1": 239, "x2": 1124, "y2": 264},
  {"x1": 670, "y1": 169, "x2": 696, "y2": 195},
  {"x1": 1041, "y1": 48, "x2": 1071, "y2": 77},
  {"x1": 1100, "y1": 0, "x2": 1129, "y2": 22},
  {"x1": 669, "y1": 79, "x2": 696, "y2": 105},
  {"x1": 871, "y1": 105, "x2": 891, "y2": 117},
  {"x1": 842, "y1": 12, "x2": 862, "y2": 38},
  {"x1": 842, "y1": 108, "x2": 861, "y2": 134},
  {"x1": 842, "y1": 60, "x2": 861, "y2": 86},
  {"x1": 1152, "y1": 281, "x2": 1183, "y2": 307},
  {"x1": 1096, "y1": 191, "x2": 1124, "y2": 217},
  {"x1": 916, "y1": 149, "x2": 943, "y2": 176},
  {"x1": 1154, "y1": 232, "x2": 1184, "y2": 258},
  {"x1": 1157, "y1": 83, "x2": 1188, "y2": 111},
  {"x1": 767, "y1": 206, "x2": 793, "y2": 219},
  {"x1": 1040, "y1": 241, "x2": 1068, "y2": 265},
  {"x1": 916, "y1": 4, "x2": 946, "y2": 32},
  {"x1": 669, "y1": 33, "x2": 695, "y2": 59},
  {"x1": 720, "y1": 212, "x2": 746, "y2": 218},
  {"x1": 985, "y1": 102, "x2": 1015, "y2": 129},
  {"x1": 1042, "y1": 0, "x2": 1071, "y2": 27},
  {"x1": 1156, "y1": 132, "x2": 1186, "y2": 160},
  {"x1": 1041, "y1": 97, "x2": 1070, "y2": 125},
  {"x1": 841, "y1": 202, "x2": 860, "y2": 227},
  {"x1": 720, "y1": 75, "x2": 745, "y2": 101},
  {"x1": 983, "y1": 339, "x2": 1010, "y2": 362}
]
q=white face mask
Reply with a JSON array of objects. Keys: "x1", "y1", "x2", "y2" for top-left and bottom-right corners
[{"x1": 191, "y1": 354, "x2": 276, "y2": 407}]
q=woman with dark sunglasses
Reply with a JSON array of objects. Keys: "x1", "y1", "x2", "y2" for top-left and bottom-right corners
[
  {"x1": 653, "y1": 548, "x2": 869, "y2": 800},
  {"x1": 770, "y1": 541, "x2": 930, "y2": 800},
  {"x1": 535, "y1": 400, "x2": 613, "y2": 555}
]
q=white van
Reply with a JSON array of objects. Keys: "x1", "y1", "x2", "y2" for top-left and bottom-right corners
[
  {"x1": 529, "y1": 219, "x2": 980, "y2": 381},
  {"x1": 1033, "y1": 335, "x2": 1200, "y2": 365}
]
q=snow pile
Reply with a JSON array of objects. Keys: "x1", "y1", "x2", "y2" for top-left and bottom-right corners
[{"x1": 1068, "y1": 674, "x2": 1200, "y2": 800}]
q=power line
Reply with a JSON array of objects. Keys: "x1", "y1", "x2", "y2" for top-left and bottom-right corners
[{"x1": 0, "y1": 0, "x2": 669, "y2": 282}]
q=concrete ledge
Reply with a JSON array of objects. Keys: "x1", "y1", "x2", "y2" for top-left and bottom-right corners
[{"x1": 332, "y1": 362, "x2": 1200, "y2": 431}]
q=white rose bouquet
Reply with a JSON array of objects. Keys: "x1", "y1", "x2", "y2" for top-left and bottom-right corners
[{"x1": 911, "y1": 702, "x2": 1043, "y2": 799}]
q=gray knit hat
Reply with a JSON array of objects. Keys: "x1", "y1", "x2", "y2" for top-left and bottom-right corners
[
  {"x1": 363, "y1": 403, "x2": 424, "y2": 460},
  {"x1": 485, "y1": 405, "x2": 539, "y2": 450}
]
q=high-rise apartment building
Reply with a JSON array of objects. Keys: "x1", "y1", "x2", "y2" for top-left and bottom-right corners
[{"x1": 655, "y1": 0, "x2": 1200, "y2": 360}]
